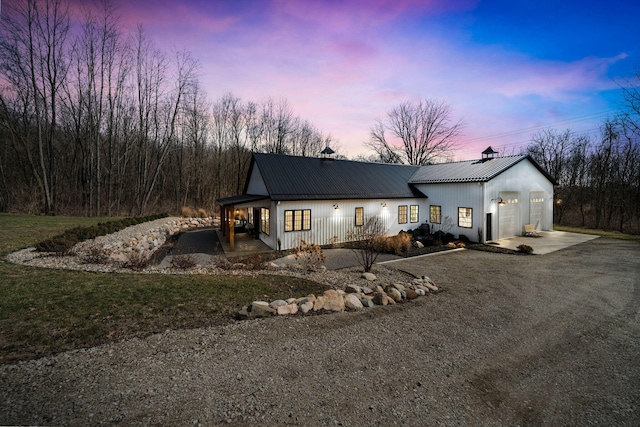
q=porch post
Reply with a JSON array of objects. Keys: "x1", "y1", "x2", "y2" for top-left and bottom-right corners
[
  {"x1": 221, "y1": 206, "x2": 226, "y2": 237},
  {"x1": 229, "y1": 205, "x2": 235, "y2": 252}
]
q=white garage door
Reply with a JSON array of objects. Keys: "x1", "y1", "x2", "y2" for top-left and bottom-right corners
[
  {"x1": 529, "y1": 191, "x2": 545, "y2": 229},
  {"x1": 499, "y1": 192, "x2": 520, "y2": 239}
]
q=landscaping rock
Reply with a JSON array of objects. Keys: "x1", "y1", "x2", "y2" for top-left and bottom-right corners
[
  {"x1": 386, "y1": 287, "x2": 402, "y2": 302},
  {"x1": 277, "y1": 304, "x2": 298, "y2": 315},
  {"x1": 270, "y1": 300, "x2": 287, "y2": 309},
  {"x1": 345, "y1": 284, "x2": 361, "y2": 294},
  {"x1": 361, "y1": 299, "x2": 374, "y2": 308},
  {"x1": 416, "y1": 288, "x2": 426, "y2": 296},
  {"x1": 360, "y1": 286, "x2": 374, "y2": 295},
  {"x1": 372, "y1": 292, "x2": 388, "y2": 306},
  {"x1": 405, "y1": 289, "x2": 419, "y2": 300},
  {"x1": 344, "y1": 294, "x2": 364, "y2": 310},
  {"x1": 361, "y1": 272, "x2": 376, "y2": 281},
  {"x1": 248, "y1": 303, "x2": 276, "y2": 318},
  {"x1": 322, "y1": 290, "x2": 345, "y2": 312},
  {"x1": 313, "y1": 296, "x2": 326, "y2": 312},
  {"x1": 298, "y1": 300, "x2": 314, "y2": 314}
]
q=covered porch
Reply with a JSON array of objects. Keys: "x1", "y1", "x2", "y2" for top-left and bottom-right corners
[{"x1": 216, "y1": 194, "x2": 269, "y2": 252}]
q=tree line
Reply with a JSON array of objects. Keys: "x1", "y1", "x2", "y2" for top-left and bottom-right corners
[
  {"x1": 524, "y1": 106, "x2": 640, "y2": 233},
  {"x1": 0, "y1": 0, "x2": 333, "y2": 216}
]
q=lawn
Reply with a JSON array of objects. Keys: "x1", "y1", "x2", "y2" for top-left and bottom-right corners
[
  {"x1": 0, "y1": 214, "x2": 328, "y2": 363},
  {"x1": 554, "y1": 224, "x2": 640, "y2": 241}
]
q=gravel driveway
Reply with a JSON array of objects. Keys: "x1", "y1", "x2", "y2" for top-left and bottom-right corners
[{"x1": 1, "y1": 237, "x2": 638, "y2": 426}]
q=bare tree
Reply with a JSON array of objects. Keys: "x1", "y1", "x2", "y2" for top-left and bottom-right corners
[
  {"x1": 366, "y1": 98, "x2": 463, "y2": 165},
  {"x1": 0, "y1": 0, "x2": 71, "y2": 213},
  {"x1": 346, "y1": 216, "x2": 387, "y2": 272}
]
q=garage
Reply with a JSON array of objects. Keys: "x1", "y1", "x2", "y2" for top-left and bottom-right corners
[
  {"x1": 529, "y1": 191, "x2": 545, "y2": 229},
  {"x1": 499, "y1": 192, "x2": 520, "y2": 239}
]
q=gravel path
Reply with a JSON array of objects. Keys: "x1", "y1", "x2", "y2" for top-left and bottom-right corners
[{"x1": 1, "y1": 237, "x2": 639, "y2": 426}]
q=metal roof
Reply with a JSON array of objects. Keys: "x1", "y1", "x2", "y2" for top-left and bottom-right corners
[
  {"x1": 251, "y1": 153, "x2": 426, "y2": 200},
  {"x1": 216, "y1": 194, "x2": 268, "y2": 207},
  {"x1": 409, "y1": 155, "x2": 555, "y2": 184}
]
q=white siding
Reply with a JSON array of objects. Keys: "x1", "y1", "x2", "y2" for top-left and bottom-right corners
[
  {"x1": 413, "y1": 182, "x2": 484, "y2": 241},
  {"x1": 485, "y1": 160, "x2": 554, "y2": 239},
  {"x1": 273, "y1": 198, "x2": 427, "y2": 250},
  {"x1": 245, "y1": 164, "x2": 269, "y2": 195}
]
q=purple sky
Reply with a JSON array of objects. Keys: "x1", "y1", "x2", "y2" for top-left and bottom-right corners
[{"x1": 101, "y1": 0, "x2": 639, "y2": 159}]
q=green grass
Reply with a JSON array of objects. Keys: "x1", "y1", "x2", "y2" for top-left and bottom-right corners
[
  {"x1": 554, "y1": 224, "x2": 640, "y2": 241},
  {"x1": 0, "y1": 214, "x2": 328, "y2": 363}
]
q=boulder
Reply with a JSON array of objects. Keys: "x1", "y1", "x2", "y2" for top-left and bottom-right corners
[
  {"x1": 360, "y1": 286, "x2": 374, "y2": 295},
  {"x1": 386, "y1": 287, "x2": 402, "y2": 302},
  {"x1": 361, "y1": 299, "x2": 374, "y2": 308},
  {"x1": 248, "y1": 303, "x2": 276, "y2": 318},
  {"x1": 414, "y1": 241, "x2": 424, "y2": 248},
  {"x1": 392, "y1": 283, "x2": 405, "y2": 291},
  {"x1": 323, "y1": 290, "x2": 345, "y2": 312},
  {"x1": 298, "y1": 300, "x2": 314, "y2": 314},
  {"x1": 313, "y1": 296, "x2": 326, "y2": 311},
  {"x1": 270, "y1": 299, "x2": 287, "y2": 309},
  {"x1": 372, "y1": 292, "x2": 388, "y2": 306},
  {"x1": 277, "y1": 303, "x2": 299, "y2": 315},
  {"x1": 424, "y1": 282, "x2": 439, "y2": 292},
  {"x1": 415, "y1": 288, "x2": 426, "y2": 296},
  {"x1": 345, "y1": 284, "x2": 361, "y2": 294},
  {"x1": 361, "y1": 272, "x2": 377, "y2": 281},
  {"x1": 344, "y1": 294, "x2": 364, "y2": 310},
  {"x1": 405, "y1": 289, "x2": 419, "y2": 300}
]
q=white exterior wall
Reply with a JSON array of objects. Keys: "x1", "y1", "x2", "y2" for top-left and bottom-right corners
[
  {"x1": 414, "y1": 160, "x2": 553, "y2": 242},
  {"x1": 245, "y1": 164, "x2": 269, "y2": 195},
  {"x1": 273, "y1": 198, "x2": 428, "y2": 250},
  {"x1": 484, "y1": 160, "x2": 554, "y2": 239},
  {"x1": 413, "y1": 182, "x2": 484, "y2": 242}
]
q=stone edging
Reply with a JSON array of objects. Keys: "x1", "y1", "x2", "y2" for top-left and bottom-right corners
[{"x1": 236, "y1": 274, "x2": 439, "y2": 320}]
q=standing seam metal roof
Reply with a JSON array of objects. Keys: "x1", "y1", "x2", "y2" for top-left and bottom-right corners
[
  {"x1": 251, "y1": 153, "x2": 426, "y2": 200},
  {"x1": 408, "y1": 155, "x2": 555, "y2": 184}
]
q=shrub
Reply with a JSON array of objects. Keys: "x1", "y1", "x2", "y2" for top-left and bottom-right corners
[
  {"x1": 35, "y1": 214, "x2": 168, "y2": 253},
  {"x1": 79, "y1": 241, "x2": 111, "y2": 264},
  {"x1": 517, "y1": 244, "x2": 534, "y2": 254},
  {"x1": 458, "y1": 234, "x2": 470, "y2": 243},
  {"x1": 180, "y1": 206, "x2": 196, "y2": 217},
  {"x1": 293, "y1": 240, "x2": 326, "y2": 271},
  {"x1": 123, "y1": 250, "x2": 150, "y2": 270},
  {"x1": 171, "y1": 253, "x2": 197, "y2": 269},
  {"x1": 197, "y1": 208, "x2": 208, "y2": 218},
  {"x1": 383, "y1": 232, "x2": 412, "y2": 254}
]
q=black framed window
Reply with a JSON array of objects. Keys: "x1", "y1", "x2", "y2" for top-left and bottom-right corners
[
  {"x1": 410, "y1": 205, "x2": 419, "y2": 223},
  {"x1": 458, "y1": 207, "x2": 472, "y2": 228},
  {"x1": 355, "y1": 207, "x2": 364, "y2": 226},
  {"x1": 284, "y1": 209, "x2": 311, "y2": 231},
  {"x1": 261, "y1": 207, "x2": 270, "y2": 235},
  {"x1": 398, "y1": 205, "x2": 408, "y2": 224},
  {"x1": 429, "y1": 205, "x2": 441, "y2": 223}
]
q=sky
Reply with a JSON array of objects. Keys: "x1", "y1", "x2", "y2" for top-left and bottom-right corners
[{"x1": 88, "y1": 0, "x2": 640, "y2": 160}]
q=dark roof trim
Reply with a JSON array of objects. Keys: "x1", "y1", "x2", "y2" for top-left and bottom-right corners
[{"x1": 216, "y1": 194, "x2": 268, "y2": 207}]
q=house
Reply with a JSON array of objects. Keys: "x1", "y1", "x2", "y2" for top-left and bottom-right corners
[{"x1": 217, "y1": 147, "x2": 556, "y2": 251}]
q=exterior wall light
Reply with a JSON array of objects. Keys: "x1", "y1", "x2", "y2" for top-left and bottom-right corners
[
  {"x1": 491, "y1": 197, "x2": 505, "y2": 205},
  {"x1": 333, "y1": 204, "x2": 340, "y2": 210},
  {"x1": 381, "y1": 202, "x2": 387, "y2": 208}
]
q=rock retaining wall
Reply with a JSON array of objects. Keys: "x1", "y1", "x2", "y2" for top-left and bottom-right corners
[{"x1": 73, "y1": 216, "x2": 219, "y2": 263}]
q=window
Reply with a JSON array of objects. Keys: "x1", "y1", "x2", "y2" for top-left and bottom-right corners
[
  {"x1": 429, "y1": 205, "x2": 441, "y2": 224},
  {"x1": 410, "y1": 205, "x2": 419, "y2": 223},
  {"x1": 398, "y1": 205, "x2": 408, "y2": 224},
  {"x1": 284, "y1": 209, "x2": 311, "y2": 232},
  {"x1": 355, "y1": 207, "x2": 364, "y2": 226},
  {"x1": 458, "y1": 207, "x2": 472, "y2": 228},
  {"x1": 261, "y1": 207, "x2": 270, "y2": 235}
]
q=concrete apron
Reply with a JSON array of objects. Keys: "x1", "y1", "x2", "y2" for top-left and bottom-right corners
[{"x1": 492, "y1": 230, "x2": 599, "y2": 255}]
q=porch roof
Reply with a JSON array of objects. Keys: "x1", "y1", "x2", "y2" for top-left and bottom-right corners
[{"x1": 216, "y1": 194, "x2": 268, "y2": 207}]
